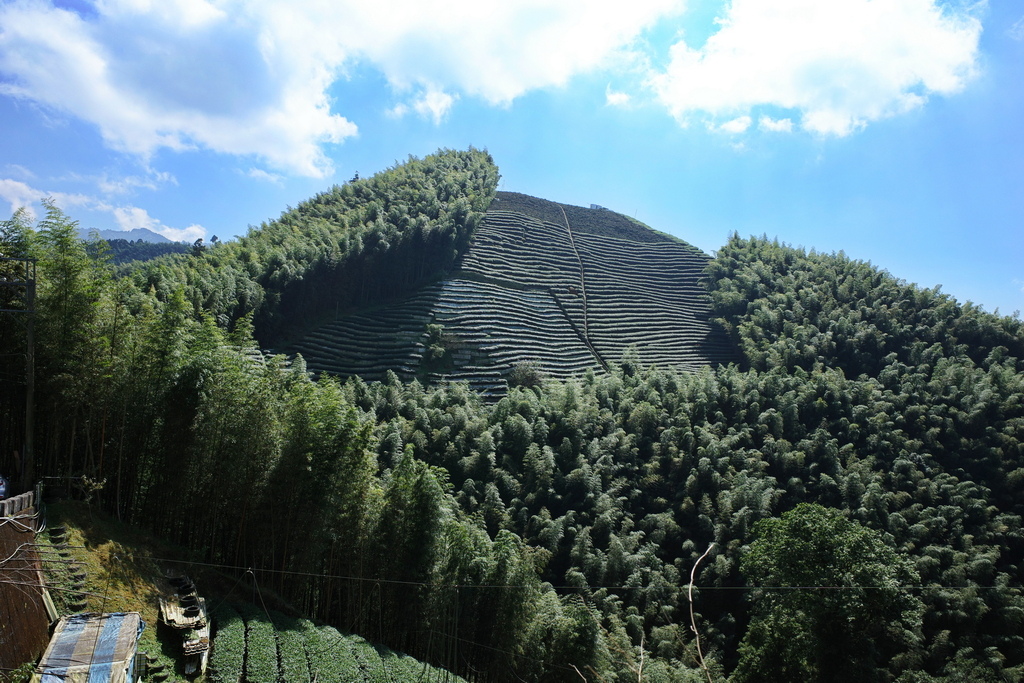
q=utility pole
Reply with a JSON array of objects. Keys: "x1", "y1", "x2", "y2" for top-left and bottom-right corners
[{"x1": 0, "y1": 256, "x2": 37, "y2": 492}]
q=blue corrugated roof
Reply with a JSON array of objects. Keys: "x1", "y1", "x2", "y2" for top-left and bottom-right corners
[{"x1": 37, "y1": 613, "x2": 144, "y2": 683}]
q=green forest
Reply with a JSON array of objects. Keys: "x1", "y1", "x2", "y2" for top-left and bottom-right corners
[{"x1": 1, "y1": 148, "x2": 1022, "y2": 682}]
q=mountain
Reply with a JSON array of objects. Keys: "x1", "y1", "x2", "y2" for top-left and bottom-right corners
[
  {"x1": 285, "y1": 191, "x2": 737, "y2": 393},
  {"x1": 80, "y1": 227, "x2": 174, "y2": 243},
  {"x1": 123, "y1": 149, "x2": 736, "y2": 391},
  {"x1": 5, "y1": 148, "x2": 1024, "y2": 682}
]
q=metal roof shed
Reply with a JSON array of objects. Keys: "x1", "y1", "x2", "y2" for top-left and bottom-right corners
[{"x1": 32, "y1": 612, "x2": 144, "y2": 683}]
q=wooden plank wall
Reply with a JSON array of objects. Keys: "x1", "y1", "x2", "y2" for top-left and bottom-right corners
[{"x1": 0, "y1": 490, "x2": 51, "y2": 675}]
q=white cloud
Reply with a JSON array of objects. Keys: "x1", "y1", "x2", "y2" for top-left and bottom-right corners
[
  {"x1": 3, "y1": 164, "x2": 37, "y2": 181},
  {"x1": 1010, "y1": 15, "x2": 1024, "y2": 41},
  {"x1": 169, "y1": 225, "x2": 207, "y2": 242},
  {"x1": 651, "y1": 0, "x2": 982, "y2": 136},
  {"x1": 715, "y1": 115, "x2": 752, "y2": 133},
  {"x1": 113, "y1": 205, "x2": 205, "y2": 241},
  {"x1": 0, "y1": 179, "x2": 41, "y2": 219},
  {"x1": 606, "y1": 86, "x2": 632, "y2": 107},
  {"x1": 759, "y1": 116, "x2": 793, "y2": 132},
  {"x1": 0, "y1": 0, "x2": 357, "y2": 177},
  {"x1": 104, "y1": 0, "x2": 227, "y2": 29},
  {"x1": 387, "y1": 103, "x2": 410, "y2": 119},
  {"x1": 326, "y1": 0, "x2": 684, "y2": 104},
  {"x1": 388, "y1": 87, "x2": 458, "y2": 124},
  {"x1": 0, "y1": 180, "x2": 99, "y2": 221},
  {"x1": 96, "y1": 170, "x2": 177, "y2": 195},
  {"x1": 0, "y1": 0, "x2": 684, "y2": 176},
  {"x1": 412, "y1": 88, "x2": 456, "y2": 125},
  {"x1": 48, "y1": 192, "x2": 111, "y2": 211},
  {"x1": 247, "y1": 168, "x2": 283, "y2": 184},
  {"x1": 0, "y1": 177, "x2": 202, "y2": 241}
]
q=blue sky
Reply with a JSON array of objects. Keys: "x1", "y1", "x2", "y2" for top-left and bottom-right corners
[{"x1": 1, "y1": 0, "x2": 1021, "y2": 316}]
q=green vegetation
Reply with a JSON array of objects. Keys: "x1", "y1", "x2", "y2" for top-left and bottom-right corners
[
  {"x1": 87, "y1": 238, "x2": 189, "y2": 265},
  {"x1": 236, "y1": 602, "x2": 278, "y2": 683},
  {"x1": 2, "y1": 153, "x2": 1023, "y2": 681},
  {"x1": 208, "y1": 603, "x2": 245, "y2": 683},
  {"x1": 291, "y1": 195, "x2": 735, "y2": 392},
  {"x1": 734, "y1": 503, "x2": 923, "y2": 682},
  {"x1": 208, "y1": 604, "x2": 471, "y2": 683},
  {"x1": 268, "y1": 612, "x2": 311, "y2": 683},
  {"x1": 303, "y1": 620, "x2": 364, "y2": 680},
  {"x1": 28, "y1": 501, "x2": 180, "y2": 681},
  {"x1": 125, "y1": 147, "x2": 498, "y2": 343}
]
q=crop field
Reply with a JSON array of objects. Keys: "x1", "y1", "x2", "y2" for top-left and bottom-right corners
[
  {"x1": 287, "y1": 195, "x2": 737, "y2": 393},
  {"x1": 286, "y1": 286, "x2": 442, "y2": 380},
  {"x1": 489, "y1": 191, "x2": 677, "y2": 243},
  {"x1": 574, "y1": 230, "x2": 736, "y2": 370},
  {"x1": 430, "y1": 277, "x2": 599, "y2": 387},
  {"x1": 208, "y1": 601, "x2": 467, "y2": 683},
  {"x1": 208, "y1": 603, "x2": 245, "y2": 683},
  {"x1": 444, "y1": 204, "x2": 737, "y2": 380},
  {"x1": 459, "y1": 210, "x2": 588, "y2": 332}
]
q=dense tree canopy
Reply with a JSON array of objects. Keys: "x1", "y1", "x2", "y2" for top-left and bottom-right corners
[
  {"x1": 93, "y1": 238, "x2": 189, "y2": 265},
  {"x1": 1, "y1": 158, "x2": 1023, "y2": 681},
  {"x1": 734, "y1": 503, "x2": 923, "y2": 682},
  {"x1": 125, "y1": 147, "x2": 499, "y2": 342}
]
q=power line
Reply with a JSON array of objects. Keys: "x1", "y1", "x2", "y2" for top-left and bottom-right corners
[{"x1": 146, "y1": 555, "x2": 1019, "y2": 593}]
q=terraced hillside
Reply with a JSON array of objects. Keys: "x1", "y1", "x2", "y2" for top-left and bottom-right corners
[
  {"x1": 287, "y1": 193, "x2": 737, "y2": 392},
  {"x1": 209, "y1": 602, "x2": 468, "y2": 683}
]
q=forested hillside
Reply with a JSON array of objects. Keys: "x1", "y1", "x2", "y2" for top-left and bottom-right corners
[
  {"x1": 87, "y1": 238, "x2": 189, "y2": 265},
  {"x1": 1, "y1": 150, "x2": 1022, "y2": 681},
  {"x1": 340, "y1": 241, "x2": 1024, "y2": 681},
  {"x1": 289, "y1": 192, "x2": 735, "y2": 392},
  {"x1": 124, "y1": 148, "x2": 499, "y2": 342}
]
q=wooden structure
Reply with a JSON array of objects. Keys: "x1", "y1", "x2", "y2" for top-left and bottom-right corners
[
  {"x1": 158, "y1": 575, "x2": 209, "y2": 676},
  {"x1": 0, "y1": 488, "x2": 51, "y2": 674},
  {"x1": 32, "y1": 612, "x2": 144, "y2": 683}
]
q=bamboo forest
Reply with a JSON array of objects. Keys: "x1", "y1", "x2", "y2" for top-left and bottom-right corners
[{"x1": 1, "y1": 149, "x2": 1023, "y2": 682}]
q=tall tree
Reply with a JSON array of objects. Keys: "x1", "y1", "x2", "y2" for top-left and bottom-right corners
[{"x1": 734, "y1": 503, "x2": 924, "y2": 682}]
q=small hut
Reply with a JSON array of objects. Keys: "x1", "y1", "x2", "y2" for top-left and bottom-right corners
[{"x1": 32, "y1": 612, "x2": 144, "y2": 683}]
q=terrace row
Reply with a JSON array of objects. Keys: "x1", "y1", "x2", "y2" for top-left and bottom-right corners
[{"x1": 210, "y1": 602, "x2": 467, "y2": 683}]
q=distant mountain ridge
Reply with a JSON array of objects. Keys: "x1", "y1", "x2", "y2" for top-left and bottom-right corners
[{"x1": 79, "y1": 227, "x2": 173, "y2": 243}]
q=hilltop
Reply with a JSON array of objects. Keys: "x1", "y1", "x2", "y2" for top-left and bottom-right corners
[
  {"x1": 120, "y1": 148, "x2": 736, "y2": 394},
  {"x1": 287, "y1": 191, "x2": 736, "y2": 392},
  {"x1": 123, "y1": 148, "x2": 498, "y2": 343}
]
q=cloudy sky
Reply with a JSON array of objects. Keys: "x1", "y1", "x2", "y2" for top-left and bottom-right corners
[{"x1": 1, "y1": 0, "x2": 1021, "y2": 315}]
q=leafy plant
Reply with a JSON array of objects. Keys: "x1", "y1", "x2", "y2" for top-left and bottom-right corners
[
  {"x1": 270, "y1": 612, "x2": 311, "y2": 683},
  {"x1": 236, "y1": 603, "x2": 279, "y2": 683},
  {"x1": 208, "y1": 603, "x2": 244, "y2": 683}
]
